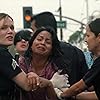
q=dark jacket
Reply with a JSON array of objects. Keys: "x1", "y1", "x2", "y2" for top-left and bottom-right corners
[{"x1": 56, "y1": 42, "x2": 88, "y2": 85}]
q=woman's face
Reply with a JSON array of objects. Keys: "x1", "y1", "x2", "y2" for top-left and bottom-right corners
[
  {"x1": 0, "y1": 16, "x2": 15, "y2": 46},
  {"x1": 31, "y1": 30, "x2": 52, "y2": 56},
  {"x1": 84, "y1": 25, "x2": 100, "y2": 53},
  {"x1": 15, "y1": 39, "x2": 29, "y2": 55}
]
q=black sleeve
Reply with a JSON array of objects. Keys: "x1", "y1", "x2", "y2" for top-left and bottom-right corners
[
  {"x1": 0, "y1": 50, "x2": 22, "y2": 79},
  {"x1": 83, "y1": 57, "x2": 100, "y2": 87},
  {"x1": 74, "y1": 47, "x2": 88, "y2": 77}
]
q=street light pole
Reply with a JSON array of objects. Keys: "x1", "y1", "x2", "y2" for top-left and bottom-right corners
[
  {"x1": 85, "y1": 0, "x2": 89, "y2": 23},
  {"x1": 59, "y1": 0, "x2": 63, "y2": 40}
]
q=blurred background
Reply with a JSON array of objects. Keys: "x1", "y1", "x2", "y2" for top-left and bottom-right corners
[{"x1": 1, "y1": 0, "x2": 100, "y2": 50}]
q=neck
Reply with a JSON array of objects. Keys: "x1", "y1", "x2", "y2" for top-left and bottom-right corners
[
  {"x1": 31, "y1": 55, "x2": 49, "y2": 69},
  {"x1": 92, "y1": 48, "x2": 100, "y2": 59}
]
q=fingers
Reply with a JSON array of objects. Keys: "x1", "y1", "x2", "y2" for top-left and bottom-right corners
[
  {"x1": 39, "y1": 77, "x2": 51, "y2": 88},
  {"x1": 27, "y1": 72, "x2": 40, "y2": 90},
  {"x1": 27, "y1": 72, "x2": 52, "y2": 90},
  {"x1": 36, "y1": 76, "x2": 40, "y2": 86}
]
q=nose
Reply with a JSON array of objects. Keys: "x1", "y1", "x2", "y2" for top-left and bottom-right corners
[
  {"x1": 41, "y1": 40, "x2": 45, "y2": 44},
  {"x1": 21, "y1": 39, "x2": 27, "y2": 42},
  {"x1": 7, "y1": 27, "x2": 14, "y2": 34},
  {"x1": 84, "y1": 36, "x2": 87, "y2": 43}
]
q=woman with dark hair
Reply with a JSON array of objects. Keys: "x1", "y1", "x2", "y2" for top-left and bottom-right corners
[
  {"x1": 14, "y1": 29, "x2": 32, "y2": 62},
  {"x1": 60, "y1": 18, "x2": 100, "y2": 99},
  {"x1": 31, "y1": 11, "x2": 88, "y2": 86},
  {"x1": 18, "y1": 26, "x2": 69, "y2": 100}
]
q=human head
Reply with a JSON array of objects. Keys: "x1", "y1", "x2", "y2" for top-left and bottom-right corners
[
  {"x1": 0, "y1": 13, "x2": 15, "y2": 46},
  {"x1": 85, "y1": 18, "x2": 100, "y2": 54},
  {"x1": 31, "y1": 11, "x2": 57, "y2": 33},
  {"x1": 25, "y1": 26, "x2": 61, "y2": 59},
  {"x1": 14, "y1": 29, "x2": 32, "y2": 55}
]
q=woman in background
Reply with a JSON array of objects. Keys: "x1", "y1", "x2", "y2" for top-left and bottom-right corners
[{"x1": 61, "y1": 18, "x2": 100, "y2": 100}]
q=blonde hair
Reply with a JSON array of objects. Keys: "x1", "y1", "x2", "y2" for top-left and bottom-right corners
[{"x1": 0, "y1": 13, "x2": 13, "y2": 21}]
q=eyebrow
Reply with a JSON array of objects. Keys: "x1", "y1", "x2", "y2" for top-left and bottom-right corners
[{"x1": 38, "y1": 34, "x2": 51, "y2": 40}]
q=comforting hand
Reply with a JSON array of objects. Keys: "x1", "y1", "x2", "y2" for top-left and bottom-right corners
[
  {"x1": 50, "y1": 71, "x2": 70, "y2": 89},
  {"x1": 27, "y1": 72, "x2": 40, "y2": 90}
]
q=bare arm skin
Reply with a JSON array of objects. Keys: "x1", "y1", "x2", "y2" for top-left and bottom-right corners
[
  {"x1": 61, "y1": 79, "x2": 87, "y2": 98},
  {"x1": 12, "y1": 71, "x2": 40, "y2": 91},
  {"x1": 39, "y1": 77, "x2": 58, "y2": 100},
  {"x1": 75, "y1": 91, "x2": 98, "y2": 100}
]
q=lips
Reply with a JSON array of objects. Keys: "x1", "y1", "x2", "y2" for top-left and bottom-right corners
[
  {"x1": 37, "y1": 46, "x2": 45, "y2": 51},
  {"x1": 7, "y1": 36, "x2": 13, "y2": 41},
  {"x1": 21, "y1": 44, "x2": 27, "y2": 48}
]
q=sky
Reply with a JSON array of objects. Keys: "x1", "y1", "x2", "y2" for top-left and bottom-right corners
[{"x1": 0, "y1": 0, "x2": 100, "y2": 41}]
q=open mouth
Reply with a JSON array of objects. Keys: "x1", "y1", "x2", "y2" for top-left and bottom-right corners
[
  {"x1": 7, "y1": 36, "x2": 13, "y2": 41},
  {"x1": 21, "y1": 44, "x2": 27, "y2": 48},
  {"x1": 37, "y1": 46, "x2": 45, "y2": 51}
]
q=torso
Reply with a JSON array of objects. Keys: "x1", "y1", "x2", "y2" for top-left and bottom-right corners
[
  {"x1": 18, "y1": 56, "x2": 56, "y2": 100},
  {"x1": 83, "y1": 56, "x2": 100, "y2": 99},
  {"x1": 0, "y1": 46, "x2": 21, "y2": 98}
]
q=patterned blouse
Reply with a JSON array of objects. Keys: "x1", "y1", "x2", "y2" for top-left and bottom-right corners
[{"x1": 18, "y1": 56, "x2": 57, "y2": 100}]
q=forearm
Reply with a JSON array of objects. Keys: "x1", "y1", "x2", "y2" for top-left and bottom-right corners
[
  {"x1": 13, "y1": 72, "x2": 31, "y2": 91},
  {"x1": 13, "y1": 71, "x2": 39, "y2": 91},
  {"x1": 76, "y1": 91, "x2": 98, "y2": 100},
  {"x1": 46, "y1": 82, "x2": 58, "y2": 100},
  {"x1": 61, "y1": 79, "x2": 86, "y2": 98}
]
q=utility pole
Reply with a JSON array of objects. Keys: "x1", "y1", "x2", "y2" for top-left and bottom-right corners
[
  {"x1": 59, "y1": 0, "x2": 63, "y2": 40},
  {"x1": 85, "y1": 0, "x2": 89, "y2": 23}
]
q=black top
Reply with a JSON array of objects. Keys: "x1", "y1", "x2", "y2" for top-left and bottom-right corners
[
  {"x1": 0, "y1": 46, "x2": 22, "y2": 95},
  {"x1": 83, "y1": 57, "x2": 100, "y2": 99},
  {"x1": 59, "y1": 42, "x2": 88, "y2": 85}
]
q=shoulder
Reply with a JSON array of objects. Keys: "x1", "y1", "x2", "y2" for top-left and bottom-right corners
[
  {"x1": 0, "y1": 47, "x2": 11, "y2": 56},
  {"x1": 0, "y1": 47, "x2": 12, "y2": 62}
]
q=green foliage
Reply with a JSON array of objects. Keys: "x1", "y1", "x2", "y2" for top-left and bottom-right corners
[{"x1": 68, "y1": 30, "x2": 84, "y2": 44}]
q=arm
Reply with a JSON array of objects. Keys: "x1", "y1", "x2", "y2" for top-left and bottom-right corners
[
  {"x1": 61, "y1": 79, "x2": 87, "y2": 98},
  {"x1": 39, "y1": 77, "x2": 58, "y2": 100},
  {"x1": 46, "y1": 82, "x2": 58, "y2": 100},
  {"x1": 12, "y1": 71, "x2": 40, "y2": 91},
  {"x1": 75, "y1": 91, "x2": 98, "y2": 100}
]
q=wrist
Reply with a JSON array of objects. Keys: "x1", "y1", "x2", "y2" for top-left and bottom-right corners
[{"x1": 47, "y1": 81, "x2": 53, "y2": 87}]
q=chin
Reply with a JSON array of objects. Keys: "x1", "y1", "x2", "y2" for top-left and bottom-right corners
[{"x1": 6, "y1": 42, "x2": 13, "y2": 46}]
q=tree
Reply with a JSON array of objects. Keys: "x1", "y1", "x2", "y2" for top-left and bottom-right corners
[{"x1": 68, "y1": 30, "x2": 84, "y2": 47}]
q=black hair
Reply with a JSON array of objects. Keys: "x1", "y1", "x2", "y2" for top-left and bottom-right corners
[
  {"x1": 89, "y1": 18, "x2": 100, "y2": 37},
  {"x1": 31, "y1": 11, "x2": 57, "y2": 33},
  {"x1": 14, "y1": 29, "x2": 32, "y2": 45}
]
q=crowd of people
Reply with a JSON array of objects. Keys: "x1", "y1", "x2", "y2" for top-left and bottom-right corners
[{"x1": 0, "y1": 11, "x2": 100, "y2": 100}]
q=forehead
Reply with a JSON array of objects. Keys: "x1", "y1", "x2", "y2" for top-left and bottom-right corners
[
  {"x1": 37, "y1": 30, "x2": 52, "y2": 39},
  {"x1": 0, "y1": 17, "x2": 14, "y2": 27}
]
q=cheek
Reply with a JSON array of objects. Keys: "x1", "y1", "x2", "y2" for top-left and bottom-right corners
[
  {"x1": 0, "y1": 33, "x2": 7, "y2": 43},
  {"x1": 16, "y1": 44, "x2": 21, "y2": 50},
  {"x1": 88, "y1": 40, "x2": 97, "y2": 51},
  {"x1": 47, "y1": 45, "x2": 52, "y2": 53},
  {"x1": 31, "y1": 43, "x2": 36, "y2": 51},
  {"x1": 0, "y1": 33, "x2": 5, "y2": 39}
]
